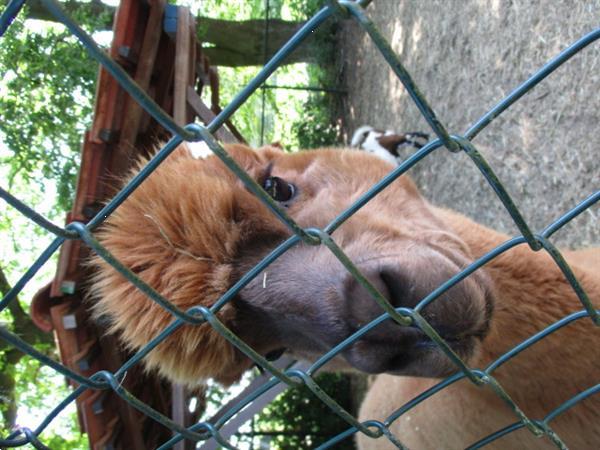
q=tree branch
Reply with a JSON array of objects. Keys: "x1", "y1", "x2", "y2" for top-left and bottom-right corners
[
  {"x1": 0, "y1": 265, "x2": 54, "y2": 432},
  {"x1": 25, "y1": 0, "x2": 114, "y2": 29},
  {"x1": 1, "y1": 268, "x2": 26, "y2": 323},
  {"x1": 0, "y1": 368, "x2": 17, "y2": 432},
  {"x1": 21, "y1": 1, "x2": 319, "y2": 67},
  {"x1": 0, "y1": 267, "x2": 52, "y2": 347}
]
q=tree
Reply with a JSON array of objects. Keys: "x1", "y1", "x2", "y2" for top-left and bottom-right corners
[{"x1": 21, "y1": 0, "x2": 334, "y2": 67}]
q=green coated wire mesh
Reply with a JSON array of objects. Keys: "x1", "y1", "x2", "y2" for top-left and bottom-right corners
[{"x1": 0, "y1": 0, "x2": 599, "y2": 448}]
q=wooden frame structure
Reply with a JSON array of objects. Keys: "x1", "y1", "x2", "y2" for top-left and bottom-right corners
[{"x1": 30, "y1": 1, "x2": 242, "y2": 448}]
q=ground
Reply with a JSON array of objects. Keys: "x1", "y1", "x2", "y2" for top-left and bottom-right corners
[{"x1": 338, "y1": 0, "x2": 600, "y2": 248}]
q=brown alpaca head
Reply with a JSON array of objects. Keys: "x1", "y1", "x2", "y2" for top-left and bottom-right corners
[{"x1": 88, "y1": 143, "x2": 495, "y2": 386}]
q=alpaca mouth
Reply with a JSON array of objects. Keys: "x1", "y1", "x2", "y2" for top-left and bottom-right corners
[
  {"x1": 343, "y1": 324, "x2": 483, "y2": 377},
  {"x1": 393, "y1": 335, "x2": 479, "y2": 376},
  {"x1": 264, "y1": 347, "x2": 287, "y2": 362},
  {"x1": 412, "y1": 323, "x2": 487, "y2": 351},
  {"x1": 413, "y1": 330, "x2": 478, "y2": 355}
]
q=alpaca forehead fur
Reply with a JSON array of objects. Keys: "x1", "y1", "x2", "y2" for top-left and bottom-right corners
[
  {"x1": 90, "y1": 144, "x2": 269, "y2": 384},
  {"x1": 89, "y1": 143, "x2": 425, "y2": 386}
]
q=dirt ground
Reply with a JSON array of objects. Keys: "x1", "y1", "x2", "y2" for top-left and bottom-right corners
[{"x1": 338, "y1": 0, "x2": 599, "y2": 249}]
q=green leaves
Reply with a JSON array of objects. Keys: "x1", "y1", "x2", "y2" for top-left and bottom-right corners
[
  {"x1": 252, "y1": 373, "x2": 357, "y2": 449},
  {"x1": 0, "y1": 1, "x2": 107, "y2": 438},
  {"x1": 0, "y1": 10, "x2": 99, "y2": 212}
]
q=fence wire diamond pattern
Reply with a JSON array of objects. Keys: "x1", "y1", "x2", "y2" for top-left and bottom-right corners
[{"x1": 1, "y1": 0, "x2": 599, "y2": 448}]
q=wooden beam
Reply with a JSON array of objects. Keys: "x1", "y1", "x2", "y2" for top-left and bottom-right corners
[
  {"x1": 174, "y1": 11, "x2": 196, "y2": 448},
  {"x1": 91, "y1": 0, "x2": 140, "y2": 144},
  {"x1": 186, "y1": 13, "x2": 197, "y2": 125},
  {"x1": 186, "y1": 86, "x2": 239, "y2": 144},
  {"x1": 117, "y1": 0, "x2": 166, "y2": 170},
  {"x1": 173, "y1": 7, "x2": 191, "y2": 126}
]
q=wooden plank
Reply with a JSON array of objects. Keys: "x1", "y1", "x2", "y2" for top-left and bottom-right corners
[
  {"x1": 116, "y1": 0, "x2": 167, "y2": 174},
  {"x1": 91, "y1": 0, "x2": 138, "y2": 143},
  {"x1": 90, "y1": 66, "x2": 120, "y2": 144},
  {"x1": 186, "y1": 13, "x2": 197, "y2": 125},
  {"x1": 111, "y1": 0, "x2": 139, "y2": 59},
  {"x1": 186, "y1": 86, "x2": 239, "y2": 144},
  {"x1": 172, "y1": 384, "x2": 191, "y2": 450},
  {"x1": 117, "y1": 1, "x2": 148, "y2": 68},
  {"x1": 71, "y1": 132, "x2": 106, "y2": 219},
  {"x1": 51, "y1": 134, "x2": 106, "y2": 299},
  {"x1": 173, "y1": 7, "x2": 191, "y2": 126},
  {"x1": 108, "y1": 0, "x2": 144, "y2": 150},
  {"x1": 93, "y1": 416, "x2": 120, "y2": 450},
  {"x1": 81, "y1": 392, "x2": 111, "y2": 450},
  {"x1": 49, "y1": 303, "x2": 79, "y2": 371},
  {"x1": 49, "y1": 302, "x2": 95, "y2": 436},
  {"x1": 71, "y1": 132, "x2": 95, "y2": 216},
  {"x1": 119, "y1": 0, "x2": 166, "y2": 144},
  {"x1": 50, "y1": 236, "x2": 82, "y2": 298},
  {"x1": 144, "y1": 32, "x2": 175, "y2": 134},
  {"x1": 173, "y1": 14, "x2": 195, "y2": 445},
  {"x1": 99, "y1": 334, "x2": 148, "y2": 450}
]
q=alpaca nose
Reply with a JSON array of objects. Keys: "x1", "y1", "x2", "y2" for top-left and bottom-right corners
[{"x1": 342, "y1": 265, "x2": 419, "y2": 326}]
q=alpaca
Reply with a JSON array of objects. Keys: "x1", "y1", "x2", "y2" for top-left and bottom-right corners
[{"x1": 89, "y1": 143, "x2": 600, "y2": 448}]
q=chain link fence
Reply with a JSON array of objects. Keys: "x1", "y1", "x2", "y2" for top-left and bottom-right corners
[{"x1": 1, "y1": 0, "x2": 599, "y2": 448}]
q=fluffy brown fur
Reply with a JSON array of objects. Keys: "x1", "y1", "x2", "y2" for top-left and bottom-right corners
[{"x1": 89, "y1": 143, "x2": 599, "y2": 448}]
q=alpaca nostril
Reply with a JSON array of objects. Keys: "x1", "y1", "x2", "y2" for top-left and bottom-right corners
[
  {"x1": 380, "y1": 269, "x2": 413, "y2": 308},
  {"x1": 344, "y1": 267, "x2": 390, "y2": 325},
  {"x1": 344, "y1": 265, "x2": 415, "y2": 327}
]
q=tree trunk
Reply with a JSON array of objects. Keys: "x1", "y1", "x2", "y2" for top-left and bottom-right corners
[
  {"x1": 23, "y1": 0, "x2": 324, "y2": 67},
  {"x1": 26, "y1": 0, "x2": 114, "y2": 28},
  {"x1": 0, "y1": 350, "x2": 19, "y2": 431},
  {"x1": 0, "y1": 267, "x2": 53, "y2": 432},
  {"x1": 199, "y1": 18, "x2": 319, "y2": 67}
]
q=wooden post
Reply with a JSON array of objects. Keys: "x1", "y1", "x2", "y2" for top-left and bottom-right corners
[{"x1": 173, "y1": 7, "x2": 191, "y2": 126}]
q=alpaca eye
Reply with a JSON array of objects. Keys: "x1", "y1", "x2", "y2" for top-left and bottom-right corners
[{"x1": 263, "y1": 176, "x2": 296, "y2": 202}]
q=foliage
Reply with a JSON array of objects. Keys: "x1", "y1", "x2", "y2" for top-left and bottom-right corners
[
  {"x1": 198, "y1": 0, "x2": 341, "y2": 149},
  {"x1": 0, "y1": 354, "x2": 88, "y2": 449},
  {"x1": 195, "y1": 0, "x2": 326, "y2": 20},
  {"x1": 291, "y1": 46, "x2": 343, "y2": 149},
  {"x1": 249, "y1": 373, "x2": 356, "y2": 450},
  {"x1": 285, "y1": 0, "x2": 325, "y2": 18},
  {"x1": 0, "y1": 0, "x2": 107, "y2": 440},
  {"x1": 195, "y1": 0, "x2": 264, "y2": 19},
  {"x1": 293, "y1": 92, "x2": 342, "y2": 149},
  {"x1": 0, "y1": 4, "x2": 108, "y2": 213}
]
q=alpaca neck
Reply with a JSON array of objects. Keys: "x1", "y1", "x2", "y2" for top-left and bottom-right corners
[{"x1": 436, "y1": 207, "x2": 600, "y2": 408}]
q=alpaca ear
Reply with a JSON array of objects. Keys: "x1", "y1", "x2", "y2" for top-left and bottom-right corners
[{"x1": 256, "y1": 144, "x2": 286, "y2": 165}]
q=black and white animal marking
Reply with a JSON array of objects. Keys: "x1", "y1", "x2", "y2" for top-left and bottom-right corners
[{"x1": 350, "y1": 125, "x2": 429, "y2": 166}]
